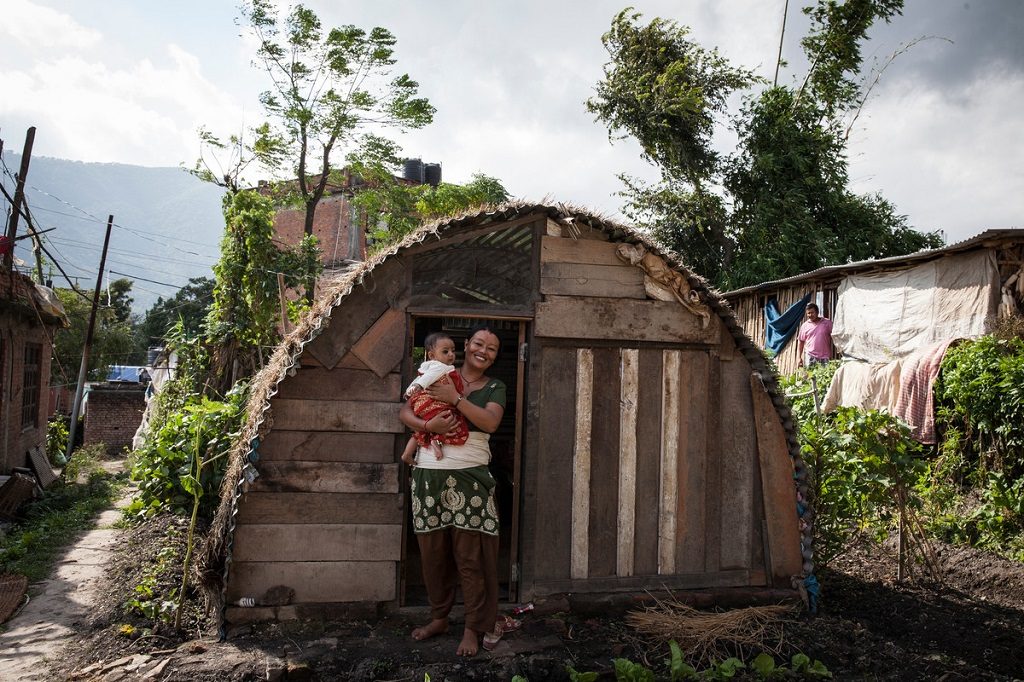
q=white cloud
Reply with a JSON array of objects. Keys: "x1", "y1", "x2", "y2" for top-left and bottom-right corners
[
  {"x1": 848, "y1": 68, "x2": 1024, "y2": 241},
  {"x1": 2, "y1": 0, "x2": 101, "y2": 49},
  {"x1": 0, "y1": 45, "x2": 245, "y2": 167}
]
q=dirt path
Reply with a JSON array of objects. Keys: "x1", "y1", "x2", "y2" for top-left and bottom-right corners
[{"x1": 0, "y1": 505, "x2": 124, "y2": 680}]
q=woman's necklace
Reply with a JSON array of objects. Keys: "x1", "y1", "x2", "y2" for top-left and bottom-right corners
[{"x1": 459, "y1": 369, "x2": 484, "y2": 390}]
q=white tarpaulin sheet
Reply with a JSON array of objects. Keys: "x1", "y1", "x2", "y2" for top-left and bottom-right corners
[{"x1": 832, "y1": 250, "x2": 998, "y2": 362}]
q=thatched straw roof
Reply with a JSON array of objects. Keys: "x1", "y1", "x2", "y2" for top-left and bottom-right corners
[{"x1": 199, "y1": 200, "x2": 812, "y2": 623}]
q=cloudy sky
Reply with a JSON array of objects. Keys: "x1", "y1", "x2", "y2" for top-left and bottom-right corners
[{"x1": 2, "y1": 0, "x2": 1022, "y2": 250}]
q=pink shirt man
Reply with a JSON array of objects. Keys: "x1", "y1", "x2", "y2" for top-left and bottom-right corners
[{"x1": 797, "y1": 304, "x2": 833, "y2": 366}]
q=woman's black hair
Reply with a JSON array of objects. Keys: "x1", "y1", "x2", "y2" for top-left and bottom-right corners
[{"x1": 465, "y1": 323, "x2": 502, "y2": 353}]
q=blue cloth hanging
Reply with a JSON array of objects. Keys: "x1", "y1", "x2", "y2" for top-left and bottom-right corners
[{"x1": 764, "y1": 293, "x2": 812, "y2": 357}]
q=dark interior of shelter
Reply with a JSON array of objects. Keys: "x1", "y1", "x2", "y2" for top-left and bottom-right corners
[{"x1": 402, "y1": 316, "x2": 524, "y2": 605}]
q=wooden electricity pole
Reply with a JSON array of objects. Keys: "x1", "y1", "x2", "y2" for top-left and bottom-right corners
[
  {"x1": 4, "y1": 127, "x2": 35, "y2": 272},
  {"x1": 66, "y1": 215, "x2": 114, "y2": 461}
]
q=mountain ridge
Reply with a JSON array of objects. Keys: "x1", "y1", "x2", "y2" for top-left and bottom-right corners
[{"x1": 1, "y1": 153, "x2": 225, "y2": 313}]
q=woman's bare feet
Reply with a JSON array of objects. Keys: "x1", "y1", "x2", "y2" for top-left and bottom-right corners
[
  {"x1": 456, "y1": 628, "x2": 479, "y2": 657},
  {"x1": 411, "y1": 618, "x2": 448, "y2": 641}
]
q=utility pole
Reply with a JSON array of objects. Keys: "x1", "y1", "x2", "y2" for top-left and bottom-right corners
[
  {"x1": 4, "y1": 127, "x2": 36, "y2": 272},
  {"x1": 66, "y1": 215, "x2": 114, "y2": 462},
  {"x1": 773, "y1": 0, "x2": 790, "y2": 87}
]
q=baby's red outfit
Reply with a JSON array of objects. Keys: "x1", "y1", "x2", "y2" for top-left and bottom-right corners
[{"x1": 408, "y1": 370, "x2": 469, "y2": 450}]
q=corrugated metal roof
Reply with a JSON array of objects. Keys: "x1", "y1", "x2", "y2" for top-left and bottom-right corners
[{"x1": 722, "y1": 228, "x2": 1024, "y2": 297}]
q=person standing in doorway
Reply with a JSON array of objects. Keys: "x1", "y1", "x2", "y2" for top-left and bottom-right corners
[
  {"x1": 400, "y1": 325, "x2": 508, "y2": 656},
  {"x1": 797, "y1": 303, "x2": 833, "y2": 367}
]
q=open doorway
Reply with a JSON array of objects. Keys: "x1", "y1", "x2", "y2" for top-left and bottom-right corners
[{"x1": 401, "y1": 315, "x2": 528, "y2": 606}]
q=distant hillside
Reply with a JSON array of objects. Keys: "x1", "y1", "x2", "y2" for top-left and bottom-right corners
[{"x1": 1, "y1": 153, "x2": 225, "y2": 313}]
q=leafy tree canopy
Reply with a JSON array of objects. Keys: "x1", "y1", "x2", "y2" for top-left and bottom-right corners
[
  {"x1": 52, "y1": 282, "x2": 144, "y2": 385},
  {"x1": 139, "y1": 276, "x2": 215, "y2": 348},
  {"x1": 589, "y1": 1, "x2": 942, "y2": 291},
  {"x1": 349, "y1": 158, "x2": 511, "y2": 253},
  {"x1": 192, "y1": 1, "x2": 434, "y2": 242}
]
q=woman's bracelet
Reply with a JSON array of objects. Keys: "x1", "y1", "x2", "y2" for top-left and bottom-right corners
[{"x1": 455, "y1": 395, "x2": 464, "y2": 408}]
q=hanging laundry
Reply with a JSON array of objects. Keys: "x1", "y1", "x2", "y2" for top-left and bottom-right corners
[{"x1": 764, "y1": 293, "x2": 813, "y2": 357}]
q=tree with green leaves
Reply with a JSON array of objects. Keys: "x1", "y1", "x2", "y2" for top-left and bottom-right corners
[
  {"x1": 139, "y1": 277, "x2": 215, "y2": 348},
  {"x1": 52, "y1": 282, "x2": 143, "y2": 385},
  {"x1": 222, "y1": 1, "x2": 434, "y2": 239},
  {"x1": 588, "y1": 2, "x2": 942, "y2": 290},
  {"x1": 204, "y1": 190, "x2": 321, "y2": 393},
  {"x1": 349, "y1": 169, "x2": 510, "y2": 252}
]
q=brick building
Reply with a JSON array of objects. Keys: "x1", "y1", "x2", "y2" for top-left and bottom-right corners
[
  {"x1": 0, "y1": 270, "x2": 66, "y2": 473},
  {"x1": 266, "y1": 161, "x2": 435, "y2": 277},
  {"x1": 83, "y1": 383, "x2": 147, "y2": 456},
  {"x1": 263, "y1": 173, "x2": 371, "y2": 278}
]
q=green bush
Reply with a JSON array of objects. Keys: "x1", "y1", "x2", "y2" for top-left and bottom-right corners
[
  {"x1": 929, "y1": 336, "x2": 1024, "y2": 558},
  {"x1": 778, "y1": 360, "x2": 840, "y2": 426},
  {"x1": 46, "y1": 416, "x2": 70, "y2": 466},
  {"x1": 800, "y1": 407, "x2": 927, "y2": 566},
  {"x1": 935, "y1": 335, "x2": 1024, "y2": 477},
  {"x1": 125, "y1": 383, "x2": 247, "y2": 520}
]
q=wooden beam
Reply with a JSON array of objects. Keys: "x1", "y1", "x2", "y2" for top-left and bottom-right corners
[
  {"x1": 251, "y1": 461, "x2": 399, "y2": 494},
  {"x1": 237, "y1": 492, "x2": 404, "y2": 524},
  {"x1": 232, "y1": 524, "x2": 402, "y2": 562},
  {"x1": 271, "y1": 399, "x2": 403, "y2": 433},
  {"x1": 531, "y1": 569, "x2": 754, "y2": 595},
  {"x1": 349, "y1": 307, "x2": 407, "y2": 378},
  {"x1": 632, "y1": 348, "x2": 663, "y2": 576},
  {"x1": 718, "y1": 360, "x2": 756, "y2": 571},
  {"x1": 540, "y1": 235, "x2": 624, "y2": 266},
  {"x1": 227, "y1": 561, "x2": 396, "y2": 603},
  {"x1": 259, "y1": 431, "x2": 397, "y2": 463},
  {"x1": 677, "y1": 350, "x2": 709, "y2": 573},
  {"x1": 570, "y1": 348, "x2": 594, "y2": 580},
  {"x1": 749, "y1": 373, "x2": 803, "y2": 582},
  {"x1": 617, "y1": 348, "x2": 639, "y2": 577},
  {"x1": 540, "y1": 262, "x2": 646, "y2": 299},
  {"x1": 658, "y1": 350, "x2": 681, "y2": 574},
  {"x1": 535, "y1": 296, "x2": 720, "y2": 345},
  {"x1": 273, "y1": 368, "x2": 401, "y2": 402}
]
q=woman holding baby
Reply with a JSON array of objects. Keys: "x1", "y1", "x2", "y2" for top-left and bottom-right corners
[{"x1": 399, "y1": 324, "x2": 507, "y2": 656}]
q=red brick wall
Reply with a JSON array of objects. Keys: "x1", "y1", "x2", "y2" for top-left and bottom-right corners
[
  {"x1": 1, "y1": 272, "x2": 56, "y2": 473},
  {"x1": 83, "y1": 385, "x2": 146, "y2": 456},
  {"x1": 273, "y1": 193, "x2": 365, "y2": 267}
]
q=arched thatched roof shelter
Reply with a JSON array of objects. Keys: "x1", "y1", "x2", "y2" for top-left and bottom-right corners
[{"x1": 201, "y1": 201, "x2": 812, "y2": 626}]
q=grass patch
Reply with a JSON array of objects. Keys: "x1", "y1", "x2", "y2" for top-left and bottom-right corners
[{"x1": 0, "y1": 470, "x2": 124, "y2": 582}]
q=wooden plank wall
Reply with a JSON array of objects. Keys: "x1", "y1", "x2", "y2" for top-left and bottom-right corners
[
  {"x1": 526, "y1": 232, "x2": 775, "y2": 593},
  {"x1": 227, "y1": 283, "x2": 409, "y2": 606},
  {"x1": 528, "y1": 342, "x2": 769, "y2": 591}
]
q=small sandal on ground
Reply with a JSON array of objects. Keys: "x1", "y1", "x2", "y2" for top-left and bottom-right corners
[{"x1": 482, "y1": 616, "x2": 522, "y2": 651}]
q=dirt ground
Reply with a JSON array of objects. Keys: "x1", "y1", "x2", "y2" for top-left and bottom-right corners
[{"x1": 47, "y1": 517, "x2": 1024, "y2": 681}]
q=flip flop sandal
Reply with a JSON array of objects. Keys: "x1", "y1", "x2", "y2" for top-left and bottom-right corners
[
  {"x1": 498, "y1": 615, "x2": 523, "y2": 632},
  {"x1": 482, "y1": 616, "x2": 523, "y2": 651},
  {"x1": 482, "y1": 629, "x2": 502, "y2": 651}
]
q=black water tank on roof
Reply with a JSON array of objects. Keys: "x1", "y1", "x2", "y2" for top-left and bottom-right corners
[
  {"x1": 403, "y1": 158, "x2": 424, "y2": 183},
  {"x1": 424, "y1": 163, "x2": 442, "y2": 187}
]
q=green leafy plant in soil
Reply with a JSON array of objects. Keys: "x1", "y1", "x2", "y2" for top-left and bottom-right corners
[
  {"x1": 126, "y1": 382, "x2": 247, "y2": 521},
  {"x1": 562, "y1": 644, "x2": 831, "y2": 680},
  {"x1": 46, "y1": 415, "x2": 70, "y2": 466},
  {"x1": 781, "y1": 362, "x2": 929, "y2": 568},
  {"x1": 928, "y1": 335, "x2": 1024, "y2": 559},
  {"x1": 0, "y1": 460, "x2": 123, "y2": 582},
  {"x1": 124, "y1": 528, "x2": 181, "y2": 624}
]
